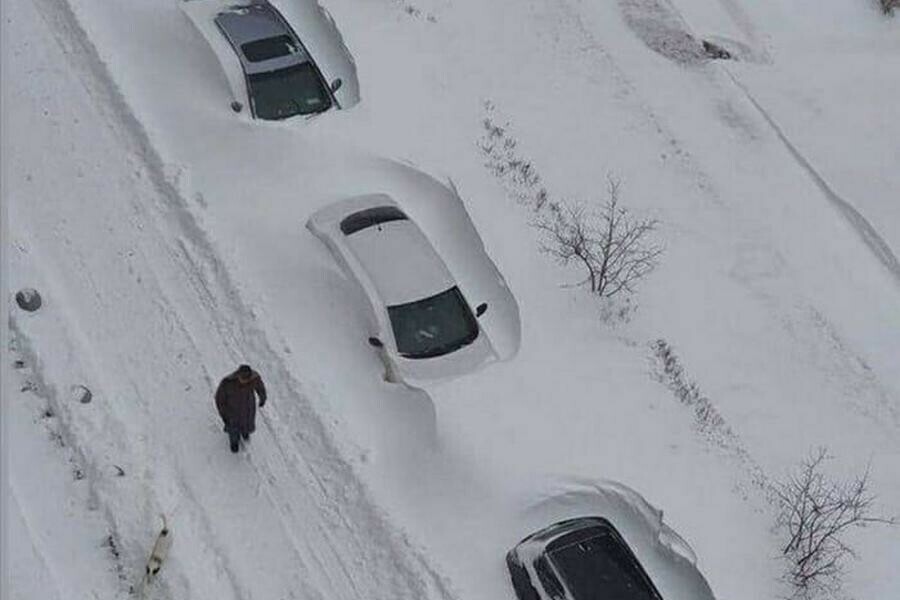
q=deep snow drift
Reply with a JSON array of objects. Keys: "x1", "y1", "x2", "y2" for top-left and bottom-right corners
[{"x1": 4, "y1": 0, "x2": 898, "y2": 599}]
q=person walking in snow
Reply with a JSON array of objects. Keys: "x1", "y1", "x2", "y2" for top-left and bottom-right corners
[{"x1": 215, "y1": 365, "x2": 267, "y2": 453}]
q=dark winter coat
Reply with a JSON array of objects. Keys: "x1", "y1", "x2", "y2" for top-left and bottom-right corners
[{"x1": 215, "y1": 369, "x2": 267, "y2": 436}]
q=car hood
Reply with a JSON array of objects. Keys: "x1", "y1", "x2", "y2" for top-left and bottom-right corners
[{"x1": 395, "y1": 327, "x2": 497, "y2": 385}]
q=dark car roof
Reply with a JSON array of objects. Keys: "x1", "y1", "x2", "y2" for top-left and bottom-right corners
[
  {"x1": 508, "y1": 517, "x2": 662, "y2": 600},
  {"x1": 545, "y1": 518, "x2": 614, "y2": 552},
  {"x1": 214, "y1": 2, "x2": 310, "y2": 74},
  {"x1": 519, "y1": 517, "x2": 612, "y2": 546}
]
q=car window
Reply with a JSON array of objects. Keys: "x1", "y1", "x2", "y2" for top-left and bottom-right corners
[
  {"x1": 548, "y1": 531, "x2": 662, "y2": 600},
  {"x1": 387, "y1": 287, "x2": 479, "y2": 359},
  {"x1": 535, "y1": 558, "x2": 567, "y2": 600},
  {"x1": 241, "y1": 35, "x2": 297, "y2": 62},
  {"x1": 247, "y1": 63, "x2": 332, "y2": 120},
  {"x1": 507, "y1": 556, "x2": 541, "y2": 600},
  {"x1": 340, "y1": 206, "x2": 408, "y2": 235}
]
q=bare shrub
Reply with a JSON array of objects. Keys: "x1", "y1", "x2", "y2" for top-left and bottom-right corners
[
  {"x1": 536, "y1": 178, "x2": 662, "y2": 298},
  {"x1": 775, "y1": 448, "x2": 895, "y2": 598},
  {"x1": 15, "y1": 287, "x2": 43, "y2": 312},
  {"x1": 881, "y1": 0, "x2": 899, "y2": 15}
]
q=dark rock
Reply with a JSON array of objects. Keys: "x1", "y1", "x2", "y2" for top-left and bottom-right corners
[
  {"x1": 702, "y1": 40, "x2": 733, "y2": 60},
  {"x1": 15, "y1": 288, "x2": 42, "y2": 312},
  {"x1": 72, "y1": 384, "x2": 92, "y2": 404}
]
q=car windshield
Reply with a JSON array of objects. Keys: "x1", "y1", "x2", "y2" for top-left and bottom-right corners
[
  {"x1": 248, "y1": 63, "x2": 331, "y2": 120},
  {"x1": 387, "y1": 287, "x2": 479, "y2": 359},
  {"x1": 548, "y1": 530, "x2": 661, "y2": 600}
]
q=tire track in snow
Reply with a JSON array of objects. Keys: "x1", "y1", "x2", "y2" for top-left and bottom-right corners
[
  {"x1": 9, "y1": 311, "x2": 242, "y2": 600},
  {"x1": 724, "y1": 70, "x2": 900, "y2": 287},
  {"x1": 25, "y1": 0, "x2": 458, "y2": 597},
  {"x1": 630, "y1": 0, "x2": 900, "y2": 283}
]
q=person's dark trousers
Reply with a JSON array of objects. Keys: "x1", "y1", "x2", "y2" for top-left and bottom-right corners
[{"x1": 228, "y1": 429, "x2": 240, "y2": 453}]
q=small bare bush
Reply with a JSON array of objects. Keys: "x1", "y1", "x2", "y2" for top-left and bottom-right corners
[
  {"x1": 535, "y1": 178, "x2": 662, "y2": 298},
  {"x1": 881, "y1": 0, "x2": 899, "y2": 15},
  {"x1": 775, "y1": 448, "x2": 895, "y2": 598}
]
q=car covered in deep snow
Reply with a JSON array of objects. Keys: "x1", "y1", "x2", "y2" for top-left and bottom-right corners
[
  {"x1": 180, "y1": 0, "x2": 359, "y2": 120},
  {"x1": 507, "y1": 480, "x2": 716, "y2": 600},
  {"x1": 307, "y1": 183, "x2": 520, "y2": 385}
]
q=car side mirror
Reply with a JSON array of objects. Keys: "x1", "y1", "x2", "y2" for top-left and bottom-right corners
[
  {"x1": 658, "y1": 525, "x2": 698, "y2": 566},
  {"x1": 368, "y1": 336, "x2": 384, "y2": 348},
  {"x1": 230, "y1": 101, "x2": 243, "y2": 113},
  {"x1": 476, "y1": 303, "x2": 488, "y2": 317},
  {"x1": 330, "y1": 78, "x2": 343, "y2": 93}
]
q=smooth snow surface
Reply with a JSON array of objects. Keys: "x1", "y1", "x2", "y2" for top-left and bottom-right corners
[{"x1": 4, "y1": 0, "x2": 898, "y2": 599}]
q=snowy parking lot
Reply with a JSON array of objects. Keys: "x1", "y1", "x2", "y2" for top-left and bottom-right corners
[{"x1": 4, "y1": 0, "x2": 899, "y2": 599}]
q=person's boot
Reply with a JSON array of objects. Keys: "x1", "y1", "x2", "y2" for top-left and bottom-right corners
[
  {"x1": 229, "y1": 430, "x2": 240, "y2": 453},
  {"x1": 241, "y1": 432, "x2": 249, "y2": 442}
]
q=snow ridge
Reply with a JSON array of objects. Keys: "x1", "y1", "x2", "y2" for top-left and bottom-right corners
[{"x1": 724, "y1": 69, "x2": 900, "y2": 286}]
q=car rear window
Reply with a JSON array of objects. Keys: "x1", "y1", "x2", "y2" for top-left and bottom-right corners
[
  {"x1": 241, "y1": 35, "x2": 297, "y2": 62},
  {"x1": 340, "y1": 206, "x2": 408, "y2": 235},
  {"x1": 548, "y1": 528, "x2": 662, "y2": 600}
]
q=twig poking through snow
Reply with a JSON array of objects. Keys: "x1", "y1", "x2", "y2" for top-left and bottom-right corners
[
  {"x1": 478, "y1": 102, "x2": 549, "y2": 212},
  {"x1": 650, "y1": 339, "x2": 770, "y2": 497}
]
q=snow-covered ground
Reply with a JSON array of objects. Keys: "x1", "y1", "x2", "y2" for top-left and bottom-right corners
[{"x1": 4, "y1": 0, "x2": 898, "y2": 599}]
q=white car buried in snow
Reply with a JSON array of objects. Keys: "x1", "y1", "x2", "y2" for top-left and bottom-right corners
[
  {"x1": 180, "y1": 0, "x2": 359, "y2": 120},
  {"x1": 307, "y1": 187, "x2": 520, "y2": 385}
]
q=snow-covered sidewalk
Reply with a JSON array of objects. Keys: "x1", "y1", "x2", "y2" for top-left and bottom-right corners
[{"x1": 5, "y1": 0, "x2": 455, "y2": 597}]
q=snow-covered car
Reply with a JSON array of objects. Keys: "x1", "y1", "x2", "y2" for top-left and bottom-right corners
[
  {"x1": 180, "y1": 0, "x2": 359, "y2": 120},
  {"x1": 508, "y1": 481, "x2": 716, "y2": 600},
  {"x1": 307, "y1": 188, "x2": 520, "y2": 385}
]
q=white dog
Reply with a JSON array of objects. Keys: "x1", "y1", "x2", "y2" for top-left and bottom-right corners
[{"x1": 136, "y1": 515, "x2": 172, "y2": 596}]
